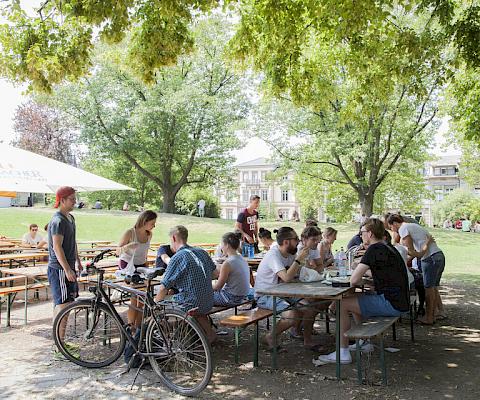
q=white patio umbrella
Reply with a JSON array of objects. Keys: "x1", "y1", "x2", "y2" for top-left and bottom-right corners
[{"x1": 0, "y1": 143, "x2": 133, "y2": 193}]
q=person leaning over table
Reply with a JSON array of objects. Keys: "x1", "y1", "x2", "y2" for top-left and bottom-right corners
[
  {"x1": 155, "y1": 225, "x2": 217, "y2": 344},
  {"x1": 386, "y1": 213, "x2": 446, "y2": 325},
  {"x1": 317, "y1": 218, "x2": 410, "y2": 364},
  {"x1": 117, "y1": 210, "x2": 157, "y2": 330},
  {"x1": 212, "y1": 232, "x2": 251, "y2": 306},
  {"x1": 47, "y1": 187, "x2": 83, "y2": 339},
  {"x1": 253, "y1": 227, "x2": 325, "y2": 351}
]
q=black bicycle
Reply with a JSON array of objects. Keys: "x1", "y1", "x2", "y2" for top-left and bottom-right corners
[{"x1": 52, "y1": 250, "x2": 213, "y2": 397}]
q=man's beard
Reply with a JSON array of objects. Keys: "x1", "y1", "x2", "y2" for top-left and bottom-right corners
[{"x1": 287, "y1": 243, "x2": 297, "y2": 255}]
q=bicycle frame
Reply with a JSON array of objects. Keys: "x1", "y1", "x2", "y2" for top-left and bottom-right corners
[{"x1": 86, "y1": 267, "x2": 172, "y2": 362}]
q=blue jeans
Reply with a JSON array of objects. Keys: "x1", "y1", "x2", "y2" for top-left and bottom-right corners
[{"x1": 422, "y1": 251, "x2": 445, "y2": 288}]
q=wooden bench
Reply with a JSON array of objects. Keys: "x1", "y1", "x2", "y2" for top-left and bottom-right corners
[
  {"x1": 345, "y1": 316, "x2": 399, "y2": 385},
  {"x1": 0, "y1": 276, "x2": 49, "y2": 326},
  {"x1": 219, "y1": 308, "x2": 273, "y2": 366}
]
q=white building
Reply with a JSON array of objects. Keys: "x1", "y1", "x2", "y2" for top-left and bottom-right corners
[
  {"x1": 421, "y1": 155, "x2": 480, "y2": 226},
  {"x1": 217, "y1": 157, "x2": 301, "y2": 221}
]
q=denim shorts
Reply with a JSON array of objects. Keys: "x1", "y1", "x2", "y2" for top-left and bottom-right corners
[
  {"x1": 358, "y1": 293, "x2": 402, "y2": 318},
  {"x1": 421, "y1": 251, "x2": 445, "y2": 288},
  {"x1": 256, "y1": 295, "x2": 300, "y2": 312},
  {"x1": 213, "y1": 289, "x2": 246, "y2": 307}
]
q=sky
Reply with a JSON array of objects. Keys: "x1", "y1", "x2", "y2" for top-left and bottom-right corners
[{"x1": 0, "y1": 78, "x2": 459, "y2": 165}]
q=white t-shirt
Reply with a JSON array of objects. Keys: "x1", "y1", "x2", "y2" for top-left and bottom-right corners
[
  {"x1": 393, "y1": 244, "x2": 414, "y2": 287},
  {"x1": 22, "y1": 232, "x2": 43, "y2": 246},
  {"x1": 297, "y1": 243, "x2": 320, "y2": 262},
  {"x1": 254, "y1": 246, "x2": 295, "y2": 298},
  {"x1": 398, "y1": 223, "x2": 441, "y2": 260},
  {"x1": 198, "y1": 199, "x2": 206, "y2": 209}
]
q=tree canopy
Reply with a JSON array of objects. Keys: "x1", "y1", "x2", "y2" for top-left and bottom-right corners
[
  {"x1": 42, "y1": 15, "x2": 251, "y2": 212},
  {"x1": 2, "y1": 1, "x2": 480, "y2": 93}
]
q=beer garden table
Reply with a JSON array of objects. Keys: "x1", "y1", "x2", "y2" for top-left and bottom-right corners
[{"x1": 255, "y1": 281, "x2": 355, "y2": 379}]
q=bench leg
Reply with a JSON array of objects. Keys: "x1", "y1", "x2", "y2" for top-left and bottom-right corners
[
  {"x1": 234, "y1": 327, "x2": 240, "y2": 364},
  {"x1": 24, "y1": 280, "x2": 28, "y2": 325},
  {"x1": 335, "y1": 299, "x2": 341, "y2": 380},
  {"x1": 325, "y1": 313, "x2": 330, "y2": 334},
  {"x1": 410, "y1": 304, "x2": 415, "y2": 342},
  {"x1": 392, "y1": 322, "x2": 397, "y2": 341},
  {"x1": 380, "y1": 336, "x2": 387, "y2": 385},
  {"x1": 356, "y1": 340, "x2": 363, "y2": 383},
  {"x1": 254, "y1": 322, "x2": 259, "y2": 367},
  {"x1": 272, "y1": 296, "x2": 277, "y2": 369},
  {"x1": 6, "y1": 293, "x2": 12, "y2": 327}
]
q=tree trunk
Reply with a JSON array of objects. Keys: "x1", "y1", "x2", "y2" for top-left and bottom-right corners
[
  {"x1": 358, "y1": 190, "x2": 374, "y2": 217},
  {"x1": 162, "y1": 188, "x2": 177, "y2": 213}
]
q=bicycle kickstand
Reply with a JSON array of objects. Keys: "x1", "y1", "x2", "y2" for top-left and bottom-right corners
[{"x1": 130, "y1": 357, "x2": 146, "y2": 390}]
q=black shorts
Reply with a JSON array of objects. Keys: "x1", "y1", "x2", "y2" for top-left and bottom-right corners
[{"x1": 48, "y1": 267, "x2": 79, "y2": 306}]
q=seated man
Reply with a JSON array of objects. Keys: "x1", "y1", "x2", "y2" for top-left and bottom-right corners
[
  {"x1": 155, "y1": 225, "x2": 217, "y2": 343},
  {"x1": 318, "y1": 218, "x2": 409, "y2": 364},
  {"x1": 22, "y1": 224, "x2": 46, "y2": 248},
  {"x1": 254, "y1": 227, "x2": 322, "y2": 350},
  {"x1": 155, "y1": 243, "x2": 175, "y2": 269}
]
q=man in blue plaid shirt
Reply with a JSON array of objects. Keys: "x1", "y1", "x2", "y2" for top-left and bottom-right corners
[{"x1": 155, "y1": 225, "x2": 217, "y2": 343}]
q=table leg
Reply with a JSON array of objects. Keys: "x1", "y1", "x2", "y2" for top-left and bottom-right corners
[
  {"x1": 7, "y1": 293, "x2": 11, "y2": 327},
  {"x1": 335, "y1": 298, "x2": 341, "y2": 380},
  {"x1": 272, "y1": 296, "x2": 277, "y2": 369}
]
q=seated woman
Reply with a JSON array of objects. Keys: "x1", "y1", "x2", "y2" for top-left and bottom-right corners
[
  {"x1": 317, "y1": 227, "x2": 337, "y2": 268},
  {"x1": 214, "y1": 229, "x2": 242, "y2": 259},
  {"x1": 212, "y1": 232, "x2": 251, "y2": 306},
  {"x1": 258, "y1": 227, "x2": 276, "y2": 251}
]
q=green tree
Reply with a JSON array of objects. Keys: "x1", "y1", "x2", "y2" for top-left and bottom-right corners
[
  {"x1": 2, "y1": 2, "x2": 480, "y2": 91},
  {"x1": 44, "y1": 16, "x2": 251, "y2": 213},
  {"x1": 432, "y1": 188, "x2": 478, "y2": 224}
]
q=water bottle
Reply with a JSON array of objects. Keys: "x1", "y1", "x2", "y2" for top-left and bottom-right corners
[
  {"x1": 338, "y1": 247, "x2": 347, "y2": 277},
  {"x1": 248, "y1": 244, "x2": 254, "y2": 258}
]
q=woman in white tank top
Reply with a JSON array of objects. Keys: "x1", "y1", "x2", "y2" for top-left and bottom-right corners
[{"x1": 117, "y1": 210, "x2": 157, "y2": 329}]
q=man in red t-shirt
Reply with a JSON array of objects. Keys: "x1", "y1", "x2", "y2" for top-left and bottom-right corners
[{"x1": 235, "y1": 195, "x2": 260, "y2": 245}]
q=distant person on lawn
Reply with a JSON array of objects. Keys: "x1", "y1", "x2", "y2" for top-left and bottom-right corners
[{"x1": 47, "y1": 187, "x2": 83, "y2": 338}]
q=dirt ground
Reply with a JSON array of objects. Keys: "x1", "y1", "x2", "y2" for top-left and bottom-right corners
[{"x1": 0, "y1": 281, "x2": 479, "y2": 400}]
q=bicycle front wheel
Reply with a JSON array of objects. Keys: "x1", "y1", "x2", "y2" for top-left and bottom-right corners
[
  {"x1": 146, "y1": 309, "x2": 213, "y2": 397},
  {"x1": 53, "y1": 299, "x2": 126, "y2": 368}
]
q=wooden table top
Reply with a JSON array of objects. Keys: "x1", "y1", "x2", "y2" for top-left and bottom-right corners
[
  {"x1": 0, "y1": 241, "x2": 16, "y2": 248},
  {"x1": 0, "y1": 266, "x2": 48, "y2": 278},
  {"x1": 0, "y1": 252, "x2": 49, "y2": 262},
  {"x1": 255, "y1": 281, "x2": 355, "y2": 300}
]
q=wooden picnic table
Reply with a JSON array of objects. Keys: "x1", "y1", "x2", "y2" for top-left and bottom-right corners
[
  {"x1": 77, "y1": 240, "x2": 113, "y2": 248},
  {"x1": 255, "y1": 281, "x2": 355, "y2": 380},
  {"x1": 0, "y1": 251, "x2": 49, "y2": 268},
  {"x1": 0, "y1": 241, "x2": 16, "y2": 248}
]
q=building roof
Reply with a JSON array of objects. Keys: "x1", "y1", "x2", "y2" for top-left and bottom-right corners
[
  {"x1": 428, "y1": 155, "x2": 461, "y2": 167},
  {"x1": 235, "y1": 157, "x2": 275, "y2": 167}
]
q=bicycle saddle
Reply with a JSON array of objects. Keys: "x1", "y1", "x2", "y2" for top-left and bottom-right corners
[{"x1": 136, "y1": 267, "x2": 165, "y2": 280}]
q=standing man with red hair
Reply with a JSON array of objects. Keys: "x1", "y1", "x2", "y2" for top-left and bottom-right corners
[{"x1": 47, "y1": 187, "x2": 83, "y2": 326}]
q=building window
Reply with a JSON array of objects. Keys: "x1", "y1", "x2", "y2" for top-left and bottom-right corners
[
  {"x1": 242, "y1": 190, "x2": 249, "y2": 202},
  {"x1": 226, "y1": 190, "x2": 234, "y2": 201},
  {"x1": 261, "y1": 189, "x2": 268, "y2": 201},
  {"x1": 261, "y1": 171, "x2": 266, "y2": 181},
  {"x1": 278, "y1": 209, "x2": 289, "y2": 220},
  {"x1": 433, "y1": 166, "x2": 457, "y2": 176},
  {"x1": 282, "y1": 190, "x2": 289, "y2": 202},
  {"x1": 434, "y1": 187, "x2": 443, "y2": 201},
  {"x1": 242, "y1": 172, "x2": 249, "y2": 183},
  {"x1": 226, "y1": 209, "x2": 233, "y2": 220},
  {"x1": 444, "y1": 185, "x2": 458, "y2": 195},
  {"x1": 282, "y1": 175, "x2": 288, "y2": 182},
  {"x1": 252, "y1": 171, "x2": 259, "y2": 184}
]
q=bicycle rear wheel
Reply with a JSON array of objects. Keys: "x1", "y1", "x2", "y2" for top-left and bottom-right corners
[
  {"x1": 53, "y1": 299, "x2": 126, "y2": 368},
  {"x1": 146, "y1": 309, "x2": 213, "y2": 397}
]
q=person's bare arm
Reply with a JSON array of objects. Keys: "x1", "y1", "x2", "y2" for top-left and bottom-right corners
[
  {"x1": 155, "y1": 284, "x2": 168, "y2": 302},
  {"x1": 350, "y1": 263, "x2": 369, "y2": 286},
  {"x1": 212, "y1": 261, "x2": 231, "y2": 291},
  {"x1": 116, "y1": 230, "x2": 137, "y2": 256},
  {"x1": 235, "y1": 221, "x2": 253, "y2": 243},
  {"x1": 402, "y1": 235, "x2": 424, "y2": 258},
  {"x1": 52, "y1": 234, "x2": 77, "y2": 282},
  {"x1": 160, "y1": 253, "x2": 171, "y2": 265},
  {"x1": 276, "y1": 247, "x2": 310, "y2": 282}
]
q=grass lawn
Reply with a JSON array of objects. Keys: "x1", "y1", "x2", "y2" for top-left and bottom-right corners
[{"x1": 1, "y1": 207, "x2": 478, "y2": 283}]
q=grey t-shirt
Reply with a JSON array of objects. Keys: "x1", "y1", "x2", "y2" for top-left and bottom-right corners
[
  {"x1": 222, "y1": 254, "x2": 250, "y2": 297},
  {"x1": 254, "y1": 246, "x2": 295, "y2": 298},
  {"x1": 48, "y1": 211, "x2": 77, "y2": 270},
  {"x1": 398, "y1": 223, "x2": 441, "y2": 260}
]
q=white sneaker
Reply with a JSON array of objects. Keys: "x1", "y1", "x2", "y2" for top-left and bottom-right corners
[
  {"x1": 317, "y1": 351, "x2": 352, "y2": 364},
  {"x1": 348, "y1": 340, "x2": 374, "y2": 353}
]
